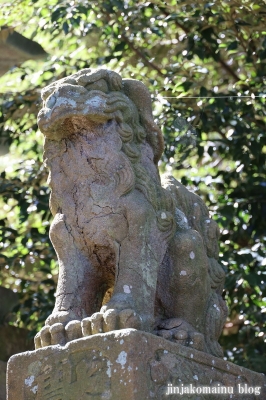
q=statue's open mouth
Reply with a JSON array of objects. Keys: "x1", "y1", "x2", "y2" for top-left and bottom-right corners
[
  {"x1": 37, "y1": 86, "x2": 132, "y2": 141},
  {"x1": 37, "y1": 88, "x2": 113, "y2": 139}
]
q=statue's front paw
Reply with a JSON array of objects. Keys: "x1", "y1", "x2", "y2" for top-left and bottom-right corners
[
  {"x1": 156, "y1": 318, "x2": 205, "y2": 352},
  {"x1": 34, "y1": 319, "x2": 82, "y2": 349},
  {"x1": 34, "y1": 308, "x2": 142, "y2": 349},
  {"x1": 81, "y1": 308, "x2": 142, "y2": 337}
]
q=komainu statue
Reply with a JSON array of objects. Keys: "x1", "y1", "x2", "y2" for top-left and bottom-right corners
[{"x1": 36, "y1": 68, "x2": 227, "y2": 357}]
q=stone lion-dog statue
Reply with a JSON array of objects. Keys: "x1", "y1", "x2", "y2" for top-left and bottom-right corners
[{"x1": 36, "y1": 68, "x2": 227, "y2": 357}]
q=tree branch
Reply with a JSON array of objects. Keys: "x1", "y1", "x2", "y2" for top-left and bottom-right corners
[
  {"x1": 214, "y1": 56, "x2": 240, "y2": 82},
  {"x1": 121, "y1": 34, "x2": 165, "y2": 77},
  {"x1": 98, "y1": 5, "x2": 164, "y2": 77},
  {"x1": 157, "y1": 4, "x2": 240, "y2": 82}
]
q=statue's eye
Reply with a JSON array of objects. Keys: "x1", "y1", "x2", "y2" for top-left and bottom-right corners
[{"x1": 46, "y1": 95, "x2": 57, "y2": 109}]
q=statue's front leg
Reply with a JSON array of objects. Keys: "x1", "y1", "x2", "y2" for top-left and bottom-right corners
[
  {"x1": 81, "y1": 194, "x2": 166, "y2": 336},
  {"x1": 34, "y1": 213, "x2": 101, "y2": 348},
  {"x1": 80, "y1": 239, "x2": 160, "y2": 337},
  {"x1": 100, "y1": 233, "x2": 160, "y2": 332}
]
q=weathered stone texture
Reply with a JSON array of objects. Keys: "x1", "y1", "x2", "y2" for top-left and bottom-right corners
[
  {"x1": 34, "y1": 68, "x2": 227, "y2": 359},
  {"x1": 7, "y1": 330, "x2": 266, "y2": 400}
]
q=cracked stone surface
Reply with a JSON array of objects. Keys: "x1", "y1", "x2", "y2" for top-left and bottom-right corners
[{"x1": 33, "y1": 68, "x2": 228, "y2": 358}]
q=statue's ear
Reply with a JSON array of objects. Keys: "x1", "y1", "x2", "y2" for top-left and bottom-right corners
[{"x1": 122, "y1": 79, "x2": 164, "y2": 164}]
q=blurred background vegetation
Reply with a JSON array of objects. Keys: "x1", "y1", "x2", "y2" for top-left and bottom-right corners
[{"x1": 0, "y1": 0, "x2": 265, "y2": 373}]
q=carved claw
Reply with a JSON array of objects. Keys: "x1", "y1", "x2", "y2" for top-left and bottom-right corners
[
  {"x1": 50, "y1": 322, "x2": 65, "y2": 346},
  {"x1": 157, "y1": 329, "x2": 173, "y2": 340},
  {"x1": 81, "y1": 317, "x2": 92, "y2": 336},
  {"x1": 158, "y1": 318, "x2": 183, "y2": 330},
  {"x1": 34, "y1": 333, "x2": 41, "y2": 350},
  {"x1": 80, "y1": 308, "x2": 142, "y2": 338},
  {"x1": 65, "y1": 320, "x2": 82, "y2": 342},
  {"x1": 34, "y1": 321, "x2": 82, "y2": 349},
  {"x1": 189, "y1": 332, "x2": 205, "y2": 351},
  {"x1": 156, "y1": 318, "x2": 205, "y2": 352},
  {"x1": 103, "y1": 309, "x2": 119, "y2": 332},
  {"x1": 40, "y1": 326, "x2": 51, "y2": 347},
  {"x1": 119, "y1": 309, "x2": 142, "y2": 330},
  {"x1": 173, "y1": 329, "x2": 188, "y2": 340},
  {"x1": 90, "y1": 312, "x2": 103, "y2": 334}
]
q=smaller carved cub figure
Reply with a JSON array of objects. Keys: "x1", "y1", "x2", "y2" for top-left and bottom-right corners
[{"x1": 36, "y1": 68, "x2": 227, "y2": 357}]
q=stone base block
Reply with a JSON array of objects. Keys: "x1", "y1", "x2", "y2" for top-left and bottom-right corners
[{"x1": 7, "y1": 329, "x2": 266, "y2": 399}]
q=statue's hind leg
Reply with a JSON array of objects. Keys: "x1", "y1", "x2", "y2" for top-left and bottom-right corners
[{"x1": 155, "y1": 229, "x2": 211, "y2": 352}]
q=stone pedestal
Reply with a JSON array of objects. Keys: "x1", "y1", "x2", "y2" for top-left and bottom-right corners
[{"x1": 7, "y1": 329, "x2": 266, "y2": 399}]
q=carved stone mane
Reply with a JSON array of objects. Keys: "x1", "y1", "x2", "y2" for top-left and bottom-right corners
[{"x1": 36, "y1": 68, "x2": 227, "y2": 358}]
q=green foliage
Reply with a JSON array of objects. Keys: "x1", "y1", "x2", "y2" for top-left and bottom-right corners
[{"x1": 0, "y1": 0, "x2": 265, "y2": 370}]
